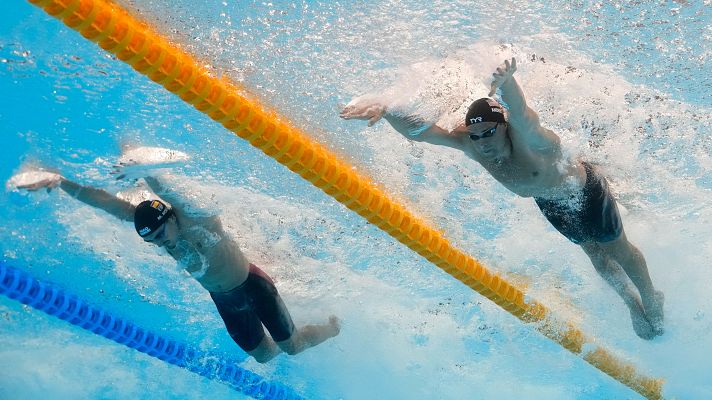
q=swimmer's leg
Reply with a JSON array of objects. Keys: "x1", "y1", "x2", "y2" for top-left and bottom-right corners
[
  {"x1": 580, "y1": 241, "x2": 656, "y2": 340},
  {"x1": 276, "y1": 316, "x2": 341, "y2": 356},
  {"x1": 598, "y1": 230, "x2": 664, "y2": 335},
  {"x1": 247, "y1": 335, "x2": 282, "y2": 363},
  {"x1": 250, "y1": 270, "x2": 341, "y2": 356}
]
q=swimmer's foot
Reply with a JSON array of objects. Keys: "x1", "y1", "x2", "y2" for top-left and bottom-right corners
[
  {"x1": 629, "y1": 301, "x2": 656, "y2": 340},
  {"x1": 310, "y1": 315, "x2": 341, "y2": 343},
  {"x1": 326, "y1": 315, "x2": 341, "y2": 338},
  {"x1": 288, "y1": 315, "x2": 341, "y2": 353},
  {"x1": 643, "y1": 290, "x2": 665, "y2": 336}
]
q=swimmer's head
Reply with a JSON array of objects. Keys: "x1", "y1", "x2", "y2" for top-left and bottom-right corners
[
  {"x1": 465, "y1": 98, "x2": 506, "y2": 127},
  {"x1": 134, "y1": 199, "x2": 173, "y2": 238}
]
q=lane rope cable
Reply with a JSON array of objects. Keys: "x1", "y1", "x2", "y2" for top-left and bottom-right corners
[{"x1": 24, "y1": 1, "x2": 663, "y2": 398}]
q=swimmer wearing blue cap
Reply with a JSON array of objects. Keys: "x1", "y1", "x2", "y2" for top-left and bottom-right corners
[
  {"x1": 18, "y1": 173, "x2": 340, "y2": 362},
  {"x1": 341, "y1": 57, "x2": 664, "y2": 340}
]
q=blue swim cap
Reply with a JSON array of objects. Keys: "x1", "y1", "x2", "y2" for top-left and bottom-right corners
[
  {"x1": 134, "y1": 200, "x2": 173, "y2": 237},
  {"x1": 465, "y1": 98, "x2": 505, "y2": 126}
]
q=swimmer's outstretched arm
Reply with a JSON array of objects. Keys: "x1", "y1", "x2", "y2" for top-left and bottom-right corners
[
  {"x1": 60, "y1": 178, "x2": 135, "y2": 221},
  {"x1": 340, "y1": 100, "x2": 465, "y2": 150},
  {"x1": 17, "y1": 174, "x2": 134, "y2": 221}
]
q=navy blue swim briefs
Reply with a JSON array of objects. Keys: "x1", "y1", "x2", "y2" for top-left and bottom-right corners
[
  {"x1": 210, "y1": 264, "x2": 295, "y2": 352},
  {"x1": 534, "y1": 162, "x2": 622, "y2": 244}
]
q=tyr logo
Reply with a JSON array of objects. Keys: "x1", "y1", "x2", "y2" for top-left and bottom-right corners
[{"x1": 469, "y1": 116, "x2": 483, "y2": 124}]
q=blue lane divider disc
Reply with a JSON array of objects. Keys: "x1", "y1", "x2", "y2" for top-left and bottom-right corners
[{"x1": 0, "y1": 261, "x2": 303, "y2": 400}]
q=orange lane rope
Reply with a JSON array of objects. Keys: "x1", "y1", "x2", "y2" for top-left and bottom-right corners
[{"x1": 26, "y1": 1, "x2": 663, "y2": 398}]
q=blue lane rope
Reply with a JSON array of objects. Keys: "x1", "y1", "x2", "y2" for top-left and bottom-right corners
[{"x1": 0, "y1": 261, "x2": 303, "y2": 400}]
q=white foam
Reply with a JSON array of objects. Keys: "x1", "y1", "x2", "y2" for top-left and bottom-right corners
[
  {"x1": 114, "y1": 146, "x2": 190, "y2": 180},
  {"x1": 117, "y1": 146, "x2": 190, "y2": 166}
]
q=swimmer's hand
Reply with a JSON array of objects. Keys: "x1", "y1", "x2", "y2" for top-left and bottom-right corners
[
  {"x1": 8, "y1": 170, "x2": 63, "y2": 192},
  {"x1": 340, "y1": 99, "x2": 387, "y2": 127},
  {"x1": 488, "y1": 57, "x2": 517, "y2": 97},
  {"x1": 111, "y1": 163, "x2": 145, "y2": 181}
]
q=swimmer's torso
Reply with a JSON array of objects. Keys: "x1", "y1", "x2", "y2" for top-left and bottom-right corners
[
  {"x1": 466, "y1": 125, "x2": 587, "y2": 200},
  {"x1": 166, "y1": 216, "x2": 249, "y2": 292}
]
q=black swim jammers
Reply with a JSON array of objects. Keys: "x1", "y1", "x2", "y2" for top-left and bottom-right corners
[
  {"x1": 534, "y1": 162, "x2": 622, "y2": 244},
  {"x1": 210, "y1": 264, "x2": 295, "y2": 352}
]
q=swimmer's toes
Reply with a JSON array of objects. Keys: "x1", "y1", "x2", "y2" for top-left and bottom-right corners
[
  {"x1": 329, "y1": 315, "x2": 341, "y2": 336},
  {"x1": 655, "y1": 291, "x2": 665, "y2": 316},
  {"x1": 630, "y1": 310, "x2": 656, "y2": 340},
  {"x1": 648, "y1": 291, "x2": 665, "y2": 335},
  {"x1": 633, "y1": 323, "x2": 656, "y2": 340},
  {"x1": 652, "y1": 325, "x2": 664, "y2": 337}
]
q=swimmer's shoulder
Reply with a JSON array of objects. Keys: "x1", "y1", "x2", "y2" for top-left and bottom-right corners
[{"x1": 180, "y1": 215, "x2": 226, "y2": 250}]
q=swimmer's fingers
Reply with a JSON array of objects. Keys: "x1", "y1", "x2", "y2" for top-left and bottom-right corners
[
  {"x1": 489, "y1": 71, "x2": 506, "y2": 96},
  {"x1": 16, "y1": 177, "x2": 60, "y2": 191},
  {"x1": 111, "y1": 160, "x2": 138, "y2": 171},
  {"x1": 111, "y1": 170, "x2": 136, "y2": 183},
  {"x1": 111, "y1": 169, "x2": 136, "y2": 181},
  {"x1": 495, "y1": 59, "x2": 515, "y2": 77},
  {"x1": 339, "y1": 104, "x2": 374, "y2": 119},
  {"x1": 502, "y1": 58, "x2": 516, "y2": 76},
  {"x1": 489, "y1": 58, "x2": 517, "y2": 96},
  {"x1": 112, "y1": 161, "x2": 137, "y2": 168},
  {"x1": 339, "y1": 104, "x2": 359, "y2": 119},
  {"x1": 340, "y1": 103, "x2": 386, "y2": 125},
  {"x1": 110, "y1": 165, "x2": 124, "y2": 179},
  {"x1": 110, "y1": 163, "x2": 137, "y2": 181},
  {"x1": 9, "y1": 170, "x2": 62, "y2": 192},
  {"x1": 488, "y1": 82, "x2": 498, "y2": 97},
  {"x1": 16, "y1": 182, "x2": 43, "y2": 191}
]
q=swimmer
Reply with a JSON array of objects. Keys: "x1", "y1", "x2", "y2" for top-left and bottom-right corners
[
  {"x1": 15, "y1": 168, "x2": 340, "y2": 362},
  {"x1": 341, "y1": 57, "x2": 664, "y2": 339}
]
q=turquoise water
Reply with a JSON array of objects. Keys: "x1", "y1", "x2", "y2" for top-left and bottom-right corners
[{"x1": 1, "y1": 1, "x2": 710, "y2": 399}]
